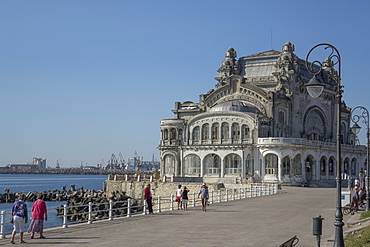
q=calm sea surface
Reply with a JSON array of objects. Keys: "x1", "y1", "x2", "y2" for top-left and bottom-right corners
[{"x1": 0, "y1": 174, "x2": 108, "y2": 234}]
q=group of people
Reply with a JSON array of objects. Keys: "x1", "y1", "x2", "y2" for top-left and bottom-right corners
[
  {"x1": 143, "y1": 182, "x2": 210, "y2": 214},
  {"x1": 10, "y1": 194, "x2": 48, "y2": 244},
  {"x1": 176, "y1": 184, "x2": 190, "y2": 210},
  {"x1": 349, "y1": 177, "x2": 367, "y2": 214}
]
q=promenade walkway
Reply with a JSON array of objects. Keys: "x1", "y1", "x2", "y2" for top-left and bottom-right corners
[{"x1": 0, "y1": 186, "x2": 357, "y2": 246}]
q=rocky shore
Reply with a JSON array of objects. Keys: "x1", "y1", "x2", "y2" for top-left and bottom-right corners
[{"x1": 1, "y1": 185, "x2": 138, "y2": 221}]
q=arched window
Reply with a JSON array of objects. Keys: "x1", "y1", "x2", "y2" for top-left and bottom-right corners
[
  {"x1": 163, "y1": 129, "x2": 168, "y2": 140},
  {"x1": 232, "y1": 123, "x2": 240, "y2": 140},
  {"x1": 212, "y1": 123, "x2": 219, "y2": 140},
  {"x1": 221, "y1": 122, "x2": 229, "y2": 140},
  {"x1": 278, "y1": 110, "x2": 285, "y2": 123},
  {"x1": 202, "y1": 124, "x2": 209, "y2": 140},
  {"x1": 292, "y1": 154, "x2": 302, "y2": 175},
  {"x1": 170, "y1": 128, "x2": 177, "y2": 140},
  {"x1": 265, "y1": 154, "x2": 278, "y2": 175},
  {"x1": 192, "y1": 126, "x2": 200, "y2": 141},
  {"x1": 164, "y1": 154, "x2": 175, "y2": 174},
  {"x1": 184, "y1": 154, "x2": 201, "y2": 174},
  {"x1": 242, "y1": 124, "x2": 250, "y2": 139},
  {"x1": 282, "y1": 156, "x2": 290, "y2": 175},
  {"x1": 320, "y1": 157, "x2": 326, "y2": 176},
  {"x1": 305, "y1": 109, "x2": 325, "y2": 141},
  {"x1": 204, "y1": 154, "x2": 221, "y2": 174},
  {"x1": 224, "y1": 154, "x2": 242, "y2": 174}
]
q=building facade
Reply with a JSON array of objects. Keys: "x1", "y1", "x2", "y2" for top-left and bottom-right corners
[{"x1": 158, "y1": 42, "x2": 367, "y2": 185}]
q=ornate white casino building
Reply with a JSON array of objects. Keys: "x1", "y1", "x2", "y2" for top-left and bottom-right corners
[{"x1": 158, "y1": 42, "x2": 367, "y2": 185}]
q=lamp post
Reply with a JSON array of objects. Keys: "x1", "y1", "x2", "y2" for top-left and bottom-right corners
[
  {"x1": 305, "y1": 43, "x2": 344, "y2": 247},
  {"x1": 351, "y1": 106, "x2": 370, "y2": 211}
]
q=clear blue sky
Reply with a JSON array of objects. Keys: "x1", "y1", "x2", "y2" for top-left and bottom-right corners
[{"x1": 1, "y1": 1, "x2": 369, "y2": 168}]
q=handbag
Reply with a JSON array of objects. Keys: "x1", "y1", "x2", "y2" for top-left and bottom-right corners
[{"x1": 9, "y1": 216, "x2": 14, "y2": 224}]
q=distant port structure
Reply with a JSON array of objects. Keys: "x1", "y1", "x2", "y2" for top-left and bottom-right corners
[{"x1": 6, "y1": 157, "x2": 46, "y2": 170}]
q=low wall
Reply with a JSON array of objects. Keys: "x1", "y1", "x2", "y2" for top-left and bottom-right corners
[{"x1": 104, "y1": 180, "x2": 221, "y2": 199}]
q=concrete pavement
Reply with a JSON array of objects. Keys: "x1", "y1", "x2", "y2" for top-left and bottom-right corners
[{"x1": 0, "y1": 186, "x2": 357, "y2": 246}]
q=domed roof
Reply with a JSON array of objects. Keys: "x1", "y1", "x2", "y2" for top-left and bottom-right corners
[{"x1": 209, "y1": 100, "x2": 262, "y2": 114}]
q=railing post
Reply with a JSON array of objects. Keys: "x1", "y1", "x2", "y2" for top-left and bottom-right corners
[
  {"x1": 0, "y1": 211, "x2": 5, "y2": 239},
  {"x1": 63, "y1": 204, "x2": 68, "y2": 228},
  {"x1": 192, "y1": 192, "x2": 196, "y2": 207},
  {"x1": 109, "y1": 200, "x2": 113, "y2": 220},
  {"x1": 243, "y1": 187, "x2": 246, "y2": 199},
  {"x1": 232, "y1": 189, "x2": 235, "y2": 200},
  {"x1": 226, "y1": 189, "x2": 229, "y2": 201},
  {"x1": 170, "y1": 194, "x2": 174, "y2": 211},
  {"x1": 259, "y1": 185, "x2": 261, "y2": 197},
  {"x1": 218, "y1": 190, "x2": 221, "y2": 203},
  {"x1": 143, "y1": 199, "x2": 147, "y2": 215},
  {"x1": 210, "y1": 191, "x2": 214, "y2": 204},
  {"x1": 157, "y1": 196, "x2": 161, "y2": 213},
  {"x1": 88, "y1": 202, "x2": 93, "y2": 224},
  {"x1": 127, "y1": 198, "x2": 131, "y2": 217}
]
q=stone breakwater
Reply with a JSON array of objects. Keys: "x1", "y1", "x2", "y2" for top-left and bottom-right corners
[
  {"x1": 0, "y1": 185, "x2": 108, "y2": 203},
  {"x1": 1, "y1": 185, "x2": 137, "y2": 222}
]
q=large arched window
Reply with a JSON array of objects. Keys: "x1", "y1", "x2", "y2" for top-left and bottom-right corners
[
  {"x1": 305, "y1": 109, "x2": 325, "y2": 141},
  {"x1": 221, "y1": 122, "x2": 229, "y2": 140},
  {"x1": 242, "y1": 124, "x2": 250, "y2": 139},
  {"x1": 212, "y1": 123, "x2": 219, "y2": 140},
  {"x1": 202, "y1": 124, "x2": 209, "y2": 140},
  {"x1": 292, "y1": 154, "x2": 302, "y2": 175},
  {"x1": 204, "y1": 154, "x2": 221, "y2": 174},
  {"x1": 184, "y1": 154, "x2": 201, "y2": 174},
  {"x1": 265, "y1": 154, "x2": 278, "y2": 175},
  {"x1": 282, "y1": 156, "x2": 290, "y2": 175},
  {"x1": 224, "y1": 154, "x2": 242, "y2": 174},
  {"x1": 164, "y1": 154, "x2": 175, "y2": 174},
  {"x1": 320, "y1": 157, "x2": 327, "y2": 176},
  {"x1": 192, "y1": 126, "x2": 200, "y2": 141},
  {"x1": 232, "y1": 123, "x2": 240, "y2": 140}
]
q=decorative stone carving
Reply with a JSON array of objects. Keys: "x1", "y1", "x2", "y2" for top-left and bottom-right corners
[
  {"x1": 273, "y1": 42, "x2": 302, "y2": 91},
  {"x1": 215, "y1": 47, "x2": 241, "y2": 87}
]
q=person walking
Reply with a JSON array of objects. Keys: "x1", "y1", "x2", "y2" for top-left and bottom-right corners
[
  {"x1": 176, "y1": 184, "x2": 183, "y2": 210},
  {"x1": 182, "y1": 186, "x2": 190, "y2": 211},
  {"x1": 28, "y1": 194, "x2": 48, "y2": 239},
  {"x1": 10, "y1": 194, "x2": 28, "y2": 244},
  {"x1": 144, "y1": 184, "x2": 154, "y2": 214},
  {"x1": 198, "y1": 183, "x2": 209, "y2": 212}
]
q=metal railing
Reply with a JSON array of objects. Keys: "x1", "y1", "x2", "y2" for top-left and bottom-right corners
[{"x1": 0, "y1": 183, "x2": 278, "y2": 239}]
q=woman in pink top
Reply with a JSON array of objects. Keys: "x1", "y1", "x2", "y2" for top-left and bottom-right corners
[{"x1": 28, "y1": 194, "x2": 48, "y2": 239}]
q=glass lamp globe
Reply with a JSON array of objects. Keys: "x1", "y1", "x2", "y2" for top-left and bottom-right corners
[
  {"x1": 351, "y1": 123, "x2": 361, "y2": 134},
  {"x1": 306, "y1": 75, "x2": 325, "y2": 98}
]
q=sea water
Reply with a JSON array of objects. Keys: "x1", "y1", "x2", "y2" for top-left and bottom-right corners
[{"x1": 0, "y1": 174, "x2": 107, "y2": 234}]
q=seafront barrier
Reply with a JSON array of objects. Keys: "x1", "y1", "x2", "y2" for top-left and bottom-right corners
[{"x1": 0, "y1": 183, "x2": 278, "y2": 239}]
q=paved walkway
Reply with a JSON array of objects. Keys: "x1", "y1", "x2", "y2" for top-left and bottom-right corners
[{"x1": 0, "y1": 187, "x2": 357, "y2": 246}]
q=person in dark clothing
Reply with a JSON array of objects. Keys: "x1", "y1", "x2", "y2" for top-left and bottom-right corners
[
  {"x1": 182, "y1": 186, "x2": 190, "y2": 211},
  {"x1": 144, "y1": 184, "x2": 153, "y2": 214}
]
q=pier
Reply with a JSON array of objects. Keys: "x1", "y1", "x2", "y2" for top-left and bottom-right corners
[{"x1": 0, "y1": 186, "x2": 358, "y2": 246}]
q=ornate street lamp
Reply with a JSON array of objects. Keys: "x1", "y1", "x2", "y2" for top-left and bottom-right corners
[
  {"x1": 351, "y1": 106, "x2": 370, "y2": 211},
  {"x1": 305, "y1": 43, "x2": 344, "y2": 247}
]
